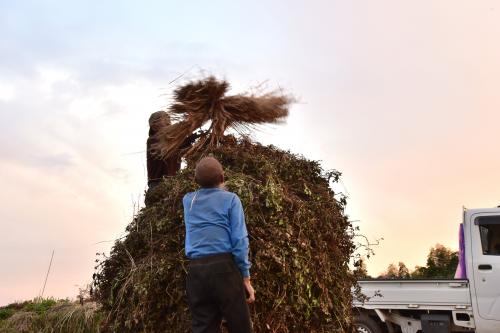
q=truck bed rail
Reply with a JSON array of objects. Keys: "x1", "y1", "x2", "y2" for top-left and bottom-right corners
[{"x1": 354, "y1": 279, "x2": 472, "y2": 311}]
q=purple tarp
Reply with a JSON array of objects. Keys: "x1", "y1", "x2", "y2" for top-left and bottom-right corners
[{"x1": 454, "y1": 223, "x2": 467, "y2": 279}]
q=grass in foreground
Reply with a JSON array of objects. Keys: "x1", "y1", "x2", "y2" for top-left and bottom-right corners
[{"x1": 0, "y1": 298, "x2": 101, "y2": 333}]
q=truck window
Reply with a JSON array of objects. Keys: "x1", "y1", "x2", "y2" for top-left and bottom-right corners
[{"x1": 476, "y1": 216, "x2": 500, "y2": 255}]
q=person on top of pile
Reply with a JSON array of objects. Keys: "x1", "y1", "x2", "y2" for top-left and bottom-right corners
[
  {"x1": 183, "y1": 156, "x2": 255, "y2": 333},
  {"x1": 146, "y1": 111, "x2": 198, "y2": 190}
]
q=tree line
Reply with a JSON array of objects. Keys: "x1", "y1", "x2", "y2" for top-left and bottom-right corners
[{"x1": 355, "y1": 244, "x2": 459, "y2": 279}]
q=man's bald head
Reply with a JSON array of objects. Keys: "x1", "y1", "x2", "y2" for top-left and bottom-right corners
[{"x1": 195, "y1": 157, "x2": 224, "y2": 188}]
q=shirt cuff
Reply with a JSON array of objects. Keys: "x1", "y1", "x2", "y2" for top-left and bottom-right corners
[{"x1": 241, "y1": 268, "x2": 250, "y2": 278}]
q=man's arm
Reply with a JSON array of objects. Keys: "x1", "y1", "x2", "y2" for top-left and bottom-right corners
[
  {"x1": 229, "y1": 195, "x2": 251, "y2": 278},
  {"x1": 179, "y1": 130, "x2": 204, "y2": 150},
  {"x1": 229, "y1": 195, "x2": 255, "y2": 303}
]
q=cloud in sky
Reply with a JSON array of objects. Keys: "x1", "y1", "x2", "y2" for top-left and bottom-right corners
[{"x1": 2, "y1": 0, "x2": 500, "y2": 304}]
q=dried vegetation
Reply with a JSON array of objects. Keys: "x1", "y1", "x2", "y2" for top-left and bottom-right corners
[
  {"x1": 93, "y1": 77, "x2": 357, "y2": 332},
  {"x1": 0, "y1": 299, "x2": 101, "y2": 333}
]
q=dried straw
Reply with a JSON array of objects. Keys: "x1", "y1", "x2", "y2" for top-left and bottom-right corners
[{"x1": 153, "y1": 76, "x2": 293, "y2": 158}]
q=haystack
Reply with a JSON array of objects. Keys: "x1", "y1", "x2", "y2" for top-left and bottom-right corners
[{"x1": 93, "y1": 78, "x2": 356, "y2": 332}]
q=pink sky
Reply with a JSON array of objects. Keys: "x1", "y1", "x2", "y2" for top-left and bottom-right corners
[{"x1": 1, "y1": 0, "x2": 500, "y2": 305}]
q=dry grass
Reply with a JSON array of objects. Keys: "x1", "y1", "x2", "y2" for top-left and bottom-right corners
[
  {"x1": 0, "y1": 311, "x2": 37, "y2": 332},
  {"x1": 0, "y1": 299, "x2": 101, "y2": 333},
  {"x1": 153, "y1": 76, "x2": 293, "y2": 158}
]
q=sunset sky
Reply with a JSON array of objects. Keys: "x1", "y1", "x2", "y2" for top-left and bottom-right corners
[{"x1": 2, "y1": 0, "x2": 500, "y2": 305}]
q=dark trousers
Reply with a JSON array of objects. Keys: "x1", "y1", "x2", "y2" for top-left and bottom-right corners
[
  {"x1": 187, "y1": 253, "x2": 252, "y2": 333},
  {"x1": 147, "y1": 179, "x2": 161, "y2": 189},
  {"x1": 144, "y1": 180, "x2": 161, "y2": 206}
]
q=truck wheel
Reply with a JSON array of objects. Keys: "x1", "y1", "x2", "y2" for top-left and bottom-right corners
[{"x1": 354, "y1": 315, "x2": 382, "y2": 333}]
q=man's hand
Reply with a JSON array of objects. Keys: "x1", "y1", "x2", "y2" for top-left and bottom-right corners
[{"x1": 243, "y1": 277, "x2": 255, "y2": 304}]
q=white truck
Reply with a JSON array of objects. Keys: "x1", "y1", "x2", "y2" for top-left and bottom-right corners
[{"x1": 353, "y1": 208, "x2": 500, "y2": 333}]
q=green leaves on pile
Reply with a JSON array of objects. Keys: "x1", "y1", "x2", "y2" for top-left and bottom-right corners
[{"x1": 93, "y1": 137, "x2": 356, "y2": 332}]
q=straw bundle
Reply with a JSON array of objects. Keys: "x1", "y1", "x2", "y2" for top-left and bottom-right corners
[{"x1": 153, "y1": 76, "x2": 292, "y2": 158}]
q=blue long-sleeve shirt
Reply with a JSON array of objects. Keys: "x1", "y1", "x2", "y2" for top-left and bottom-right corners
[{"x1": 183, "y1": 188, "x2": 251, "y2": 278}]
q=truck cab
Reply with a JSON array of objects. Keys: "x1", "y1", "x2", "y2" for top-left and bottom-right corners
[{"x1": 353, "y1": 208, "x2": 500, "y2": 333}]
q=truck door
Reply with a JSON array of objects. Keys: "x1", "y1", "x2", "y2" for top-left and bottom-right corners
[{"x1": 471, "y1": 214, "x2": 500, "y2": 321}]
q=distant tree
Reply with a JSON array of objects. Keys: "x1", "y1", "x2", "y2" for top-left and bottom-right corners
[
  {"x1": 376, "y1": 244, "x2": 458, "y2": 280},
  {"x1": 353, "y1": 257, "x2": 370, "y2": 279},
  {"x1": 397, "y1": 262, "x2": 411, "y2": 278},
  {"x1": 382, "y1": 263, "x2": 398, "y2": 278},
  {"x1": 411, "y1": 244, "x2": 458, "y2": 279},
  {"x1": 379, "y1": 262, "x2": 411, "y2": 279},
  {"x1": 411, "y1": 265, "x2": 425, "y2": 278}
]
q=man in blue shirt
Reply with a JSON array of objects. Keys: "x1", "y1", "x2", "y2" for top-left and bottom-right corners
[{"x1": 183, "y1": 156, "x2": 254, "y2": 333}]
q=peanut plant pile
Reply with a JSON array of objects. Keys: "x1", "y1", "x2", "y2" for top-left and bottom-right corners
[{"x1": 93, "y1": 136, "x2": 356, "y2": 332}]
